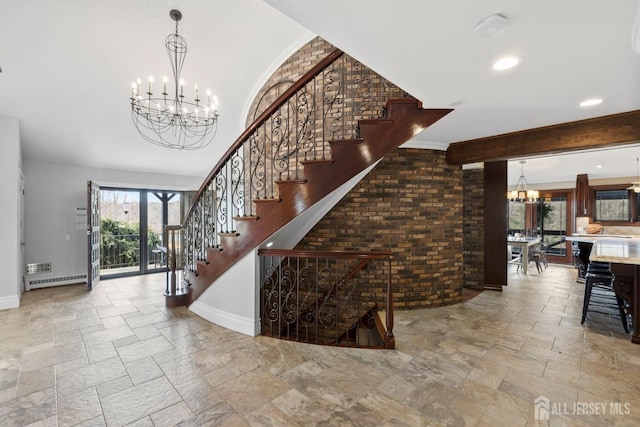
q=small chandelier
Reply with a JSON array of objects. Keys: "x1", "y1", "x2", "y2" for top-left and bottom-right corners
[
  {"x1": 627, "y1": 157, "x2": 640, "y2": 193},
  {"x1": 508, "y1": 160, "x2": 539, "y2": 203},
  {"x1": 130, "y1": 10, "x2": 219, "y2": 150}
]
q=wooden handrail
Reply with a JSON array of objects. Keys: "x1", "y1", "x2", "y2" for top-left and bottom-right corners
[
  {"x1": 183, "y1": 48, "x2": 345, "y2": 223},
  {"x1": 258, "y1": 248, "x2": 393, "y2": 260}
]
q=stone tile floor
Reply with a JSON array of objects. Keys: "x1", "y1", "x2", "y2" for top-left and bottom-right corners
[{"x1": 1, "y1": 264, "x2": 640, "y2": 426}]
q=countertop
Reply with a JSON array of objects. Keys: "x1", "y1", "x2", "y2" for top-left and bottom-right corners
[
  {"x1": 569, "y1": 233, "x2": 635, "y2": 239},
  {"x1": 587, "y1": 238, "x2": 640, "y2": 265}
]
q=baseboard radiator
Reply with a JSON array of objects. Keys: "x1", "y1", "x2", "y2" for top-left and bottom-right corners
[{"x1": 24, "y1": 273, "x2": 87, "y2": 291}]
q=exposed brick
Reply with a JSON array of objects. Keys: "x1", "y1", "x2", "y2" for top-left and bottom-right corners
[
  {"x1": 295, "y1": 149, "x2": 464, "y2": 309},
  {"x1": 463, "y1": 168, "x2": 484, "y2": 290}
]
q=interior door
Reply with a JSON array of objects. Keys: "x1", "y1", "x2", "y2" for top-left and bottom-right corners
[{"x1": 87, "y1": 180, "x2": 101, "y2": 290}]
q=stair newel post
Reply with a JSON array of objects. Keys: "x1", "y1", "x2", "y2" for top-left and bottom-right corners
[
  {"x1": 170, "y1": 227, "x2": 177, "y2": 294},
  {"x1": 163, "y1": 225, "x2": 170, "y2": 296},
  {"x1": 385, "y1": 255, "x2": 395, "y2": 349},
  {"x1": 225, "y1": 162, "x2": 232, "y2": 233}
]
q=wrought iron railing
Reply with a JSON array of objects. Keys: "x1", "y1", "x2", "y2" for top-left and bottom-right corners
[
  {"x1": 100, "y1": 233, "x2": 141, "y2": 270},
  {"x1": 178, "y1": 48, "x2": 409, "y2": 275},
  {"x1": 258, "y1": 249, "x2": 394, "y2": 349},
  {"x1": 100, "y1": 233, "x2": 167, "y2": 271}
]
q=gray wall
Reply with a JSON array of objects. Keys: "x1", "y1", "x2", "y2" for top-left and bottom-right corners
[
  {"x1": 22, "y1": 159, "x2": 204, "y2": 287},
  {"x1": 0, "y1": 115, "x2": 22, "y2": 307}
]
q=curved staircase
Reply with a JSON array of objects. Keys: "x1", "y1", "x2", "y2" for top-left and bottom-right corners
[
  {"x1": 168, "y1": 48, "x2": 453, "y2": 311},
  {"x1": 186, "y1": 99, "x2": 450, "y2": 304}
]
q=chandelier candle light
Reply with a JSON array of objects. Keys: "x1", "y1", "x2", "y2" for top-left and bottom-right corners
[
  {"x1": 130, "y1": 10, "x2": 219, "y2": 150},
  {"x1": 508, "y1": 160, "x2": 539, "y2": 203}
]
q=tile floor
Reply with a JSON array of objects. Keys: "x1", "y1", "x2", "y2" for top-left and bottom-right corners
[{"x1": 1, "y1": 264, "x2": 640, "y2": 426}]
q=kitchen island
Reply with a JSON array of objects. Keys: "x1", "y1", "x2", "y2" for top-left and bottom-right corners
[{"x1": 566, "y1": 236, "x2": 640, "y2": 344}]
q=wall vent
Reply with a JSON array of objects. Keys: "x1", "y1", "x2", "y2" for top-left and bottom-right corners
[
  {"x1": 25, "y1": 262, "x2": 52, "y2": 274},
  {"x1": 24, "y1": 274, "x2": 87, "y2": 291}
]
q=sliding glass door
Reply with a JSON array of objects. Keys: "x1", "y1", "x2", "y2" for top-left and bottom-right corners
[
  {"x1": 508, "y1": 190, "x2": 573, "y2": 264},
  {"x1": 100, "y1": 188, "x2": 181, "y2": 278},
  {"x1": 146, "y1": 192, "x2": 181, "y2": 271},
  {"x1": 538, "y1": 191, "x2": 573, "y2": 264}
]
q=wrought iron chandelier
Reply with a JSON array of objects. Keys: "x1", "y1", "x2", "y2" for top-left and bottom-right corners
[
  {"x1": 130, "y1": 10, "x2": 219, "y2": 150},
  {"x1": 508, "y1": 160, "x2": 539, "y2": 203}
]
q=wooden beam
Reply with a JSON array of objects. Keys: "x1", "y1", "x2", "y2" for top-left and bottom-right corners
[{"x1": 446, "y1": 110, "x2": 640, "y2": 165}]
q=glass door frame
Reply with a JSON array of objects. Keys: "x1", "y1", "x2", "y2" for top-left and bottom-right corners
[
  {"x1": 99, "y1": 187, "x2": 181, "y2": 279},
  {"x1": 538, "y1": 189, "x2": 574, "y2": 265}
]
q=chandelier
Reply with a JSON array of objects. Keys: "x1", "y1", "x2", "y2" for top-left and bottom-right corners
[
  {"x1": 130, "y1": 10, "x2": 219, "y2": 150},
  {"x1": 508, "y1": 160, "x2": 539, "y2": 203},
  {"x1": 627, "y1": 157, "x2": 640, "y2": 193}
]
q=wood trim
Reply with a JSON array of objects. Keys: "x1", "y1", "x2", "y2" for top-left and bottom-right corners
[
  {"x1": 446, "y1": 110, "x2": 640, "y2": 165},
  {"x1": 576, "y1": 174, "x2": 589, "y2": 218},
  {"x1": 258, "y1": 248, "x2": 393, "y2": 260},
  {"x1": 538, "y1": 189, "x2": 574, "y2": 265}
]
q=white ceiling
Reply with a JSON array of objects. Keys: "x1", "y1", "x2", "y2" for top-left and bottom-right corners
[{"x1": 2, "y1": 0, "x2": 640, "y2": 186}]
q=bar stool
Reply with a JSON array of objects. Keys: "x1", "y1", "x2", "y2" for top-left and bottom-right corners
[{"x1": 581, "y1": 262, "x2": 629, "y2": 333}]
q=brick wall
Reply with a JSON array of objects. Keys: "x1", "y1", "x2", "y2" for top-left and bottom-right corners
[
  {"x1": 463, "y1": 168, "x2": 485, "y2": 289},
  {"x1": 295, "y1": 148, "x2": 464, "y2": 309},
  {"x1": 246, "y1": 37, "x2": 335, "y2": 126}
]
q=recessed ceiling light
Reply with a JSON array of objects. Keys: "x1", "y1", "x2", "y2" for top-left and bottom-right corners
[
  {"x1": 492, "y1": 56, "x2": 520, "y2": 71},
  {"x1": 596, "y1": 164, "x2": 603, "y2": 168},
  {"x1": 266, "y1": 241, "x2": 274, "y2": 248},
  {"x1": 579, "y1": 98, "x2": 603, "y2": 107}
]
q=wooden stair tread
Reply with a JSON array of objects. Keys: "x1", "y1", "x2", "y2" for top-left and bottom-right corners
[
  {"x1": 328, "y1": 138, "x2": 364, "y2": 145},
  {"x1": 275, "y1": 179, "x2": 307, "y2": 184},
  {"x1": 253, "y1": 198, "x2": 281, "y2": 203},
  {"x1": 358, "y1": 118, "x2": 394, "y2": 125},
  {"x1": 386, "y1": 97, "x2": 421, "y2": 106},
  {"x1": 218, "y1": 232, "x2": 240, "y2": 237},
  {"x1": 234, "y1": 215, "x2": 259, "y2": 221},
  {"x1": 301, "y1": 158, "x2": 334, "y2": 165}
]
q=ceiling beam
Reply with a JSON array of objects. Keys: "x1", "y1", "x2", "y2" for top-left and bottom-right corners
[{"x1": 446, "y1": 110, "x2": 640, "y2": 165}]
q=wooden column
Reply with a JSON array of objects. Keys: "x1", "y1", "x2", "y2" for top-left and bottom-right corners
[{"x1": 484, "y1": 161, "x2": 508, "y2": 290}]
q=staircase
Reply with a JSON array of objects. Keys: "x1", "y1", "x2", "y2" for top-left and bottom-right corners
[
  {"x1": 259, "y1": 249, "x2": 395, "y2": 348},
  {"x1": 170, "y1": 48, "x2": 452, "y2": 312}
]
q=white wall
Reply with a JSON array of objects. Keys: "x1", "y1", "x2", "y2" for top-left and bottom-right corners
[
  {"x1": 0, "y1": 115, "x2": 22, "y2": 309},
  {"x1": 22, "y1": 159, "x2": 204, "y2": 286}
]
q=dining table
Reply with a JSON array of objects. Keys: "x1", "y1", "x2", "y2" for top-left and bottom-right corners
[{"x1": 507, "y1": 236, "x2": 541, "y2": 275}]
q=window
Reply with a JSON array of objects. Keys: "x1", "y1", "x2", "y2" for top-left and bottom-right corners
[
  {"x1": 507, "y1": 202, "x2": 525, "y2": 234},
  {"x1": 594, "y1": 189, "x2": 629, "y2": 221}
]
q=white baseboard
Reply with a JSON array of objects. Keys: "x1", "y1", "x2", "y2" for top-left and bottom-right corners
[
  {"x1": 0, "y1": 295, "x2": 20, "y2": 310},
  {"x1": 189, "y1": 301, "x2": 260, "y2": 337}
]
